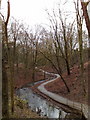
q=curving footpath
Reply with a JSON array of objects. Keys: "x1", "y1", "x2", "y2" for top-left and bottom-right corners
[{"x1": 37, "y1": 69, "x2": 88, "y2": 119}]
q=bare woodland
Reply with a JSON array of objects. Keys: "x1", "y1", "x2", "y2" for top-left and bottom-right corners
[{"x1": 0, "y1": 0, "x2": 90, "y2": 118}]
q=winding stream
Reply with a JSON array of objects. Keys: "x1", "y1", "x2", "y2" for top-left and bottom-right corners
[
  {"x1": 16, "y1": 86, "x2": 83, "y2": 119},
  {"x1": 15, "y1": 69, "x2": 84, "y2": 119},
  {"x1": 16, "y1": 87, "x2": 67, "y2": 118}
]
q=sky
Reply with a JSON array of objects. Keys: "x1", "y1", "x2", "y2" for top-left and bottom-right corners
[
  {"x1": 1, "y1": 0, "x2": 90, "y2": 29},
  {"x1": 1, "y1": 0, "x2": 76, "y2": 27}
]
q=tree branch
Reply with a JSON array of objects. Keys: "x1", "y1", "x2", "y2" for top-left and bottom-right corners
[{"x1": 5, "y1": 0, "x2": 10, "y2": 26}]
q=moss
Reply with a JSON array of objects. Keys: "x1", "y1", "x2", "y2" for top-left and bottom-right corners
[
  {"x1": 15, "y1": 96, "x2": 28, "y2": 109},
  {"x1": 9, "y1": 95, "x2": 41, "y2": 118}
]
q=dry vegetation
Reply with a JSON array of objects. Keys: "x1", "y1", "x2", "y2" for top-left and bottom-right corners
[{"x1": 10, "y1": 96, "x2": 42, "y2": 118}]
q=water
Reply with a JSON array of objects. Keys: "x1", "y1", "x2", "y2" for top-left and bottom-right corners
[
  {"x1": 16, "y1": 69, "x2": 85, "y2": 119},
  {"x1": 16, "y1": 87, "x2": 67, "y2": 118}
]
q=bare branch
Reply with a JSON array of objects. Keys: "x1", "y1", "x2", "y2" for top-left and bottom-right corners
[
  {"x1": 0, "y1": 12, "x2": 5, "y2": 21},
  {"x1": 5, "y1": 0, "x2": 10, "y2": 26}
]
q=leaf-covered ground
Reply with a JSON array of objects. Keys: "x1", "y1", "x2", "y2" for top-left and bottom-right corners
[
  {"x1": 14, "y1": 61, "x2": 89, "y2": 117},
  {"x1": 45, "y1": 62, "x2": 89, "y2": 105}
]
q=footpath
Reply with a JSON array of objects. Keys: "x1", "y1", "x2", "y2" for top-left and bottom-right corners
[{"x1": 37, "y1": 69, "x2": 88, "y2": 119}]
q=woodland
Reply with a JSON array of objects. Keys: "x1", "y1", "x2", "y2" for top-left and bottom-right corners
[{"x1": 0, "y1": 0, "x2": 90, "y2": 119}]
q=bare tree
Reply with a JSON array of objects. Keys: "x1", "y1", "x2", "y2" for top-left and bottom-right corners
[
  {"x1": 9, "y1": 20, "x2": 21, "y2": 71},
  {"x1": 30, "y1": 27, "x2": 40, "y2": 82},
  {"x1": 40, "y1": 50, "x2": 70, "y2": 92},
  {"x1": 38, "y1": 25, "x2": 70, "y2": 92},
  {"x1": 47, "y1": 9, "x2": 73, "y2": 75},
  {"x1": 1, "y1": 0, "x2": 10, "y2": 117},
  {"x1": 74, "y1": 0, "x2": 87, "y2": 97},
  {"x1": 74, "y1": 0, "x2": 84, "y2": 72}
]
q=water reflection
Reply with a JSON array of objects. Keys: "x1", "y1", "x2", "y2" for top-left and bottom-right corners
[{"x1": 16, "y1": 87, "x2": 67, "y2": 118}]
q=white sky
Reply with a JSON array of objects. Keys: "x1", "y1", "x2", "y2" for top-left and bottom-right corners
[
  {"x1": 1, "y1": 0, "x2": 76, "y2": 27},
  {"x1": 1, "y1": 0, "x2": 90, "y2": 29}
]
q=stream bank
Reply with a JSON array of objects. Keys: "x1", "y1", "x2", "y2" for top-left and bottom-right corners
[
  {"x1": 15, "y1": 68, "x2": 87, "y2": 119},
  {"x1": 16, "y1": 86, "x2": 84, "y2": 119}
]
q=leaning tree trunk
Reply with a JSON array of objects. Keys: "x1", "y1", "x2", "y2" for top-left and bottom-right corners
[{"x1": 40, "y1": 51, "x2": 70, "y2": 93}]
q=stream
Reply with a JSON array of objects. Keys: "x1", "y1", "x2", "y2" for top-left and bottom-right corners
[
  {"x1": 16, "y1": 86, "x2": 82, "y2": 119},
  {"x1": 16, "y1": 69, "x2": 83, "y2": 119},
  {"x1": 16, "y1": 87, "x2": 67, "y2": 118}
]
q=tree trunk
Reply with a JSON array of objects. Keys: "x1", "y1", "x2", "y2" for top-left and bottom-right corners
[
  {"x1": 65, "y1": 58, "x2": 70, "y2": 75},
  {"x1": 32, "y1": 64, "x2": 35, "y2": 83},
  {"x1": 2, "y1": 0, "x2": 14, "y2": 115},
  {"x1": 2, "y1": 19, "x2": 10, "y2": 117},
  {"x1": 81, "y1": 1, "x2": 90, "y2": 38},
  {"x1": 78, "y1": 27, "x2": 84, "y2": 73},
  {"x1": 2, "y1": 42, "x2": 9, "y2": 118},
  {"x1": 63, "y1": 27, "x2": 70, "y2": 75},
  {"x1": 16, "y1": 53, "x2": 19, "y2": 73},
  {"x1": 58, "y1": 71, "x2": 70, "y2": 93}
]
